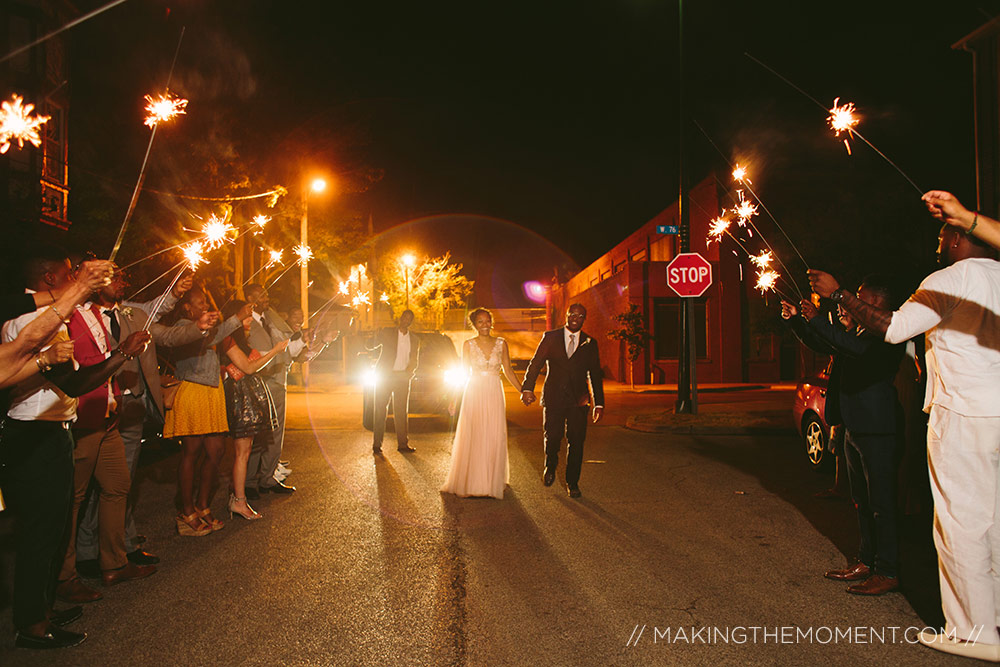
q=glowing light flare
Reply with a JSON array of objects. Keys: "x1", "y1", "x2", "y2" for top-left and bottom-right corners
[
  {"x1": 827, "y1": 97, "x2": 859, "y2": 155},
  {"x1": 707, "y1": 215, "x2": 731, "y2": 244},
  {"x1": 182, "y1": 241, "x2": 206, "y2": 270},
  {"x1": 755, "y1": 269, "x2": 780, "y2": 294},
  {"x1": 293, "y1": 244, "x2": 313, "y2": 267},
  {"x1": 0, "y1": 94, "x2": 50, "y2": 154},
  {"x1": 750, "y1": 251, "x2": 773, "y2": 269},
  {"x1": 143, "y1": 92, "x2": 188, "y2": 128},
  {"x1": 201, "y1": 215, "x2": 235, "y2": 249},
  {"x1": 732, "y1": 164, "x2": 751, "y2": 184},
  {"x1": 522, "y1": 280, "x2": 547, "y2": 304}
]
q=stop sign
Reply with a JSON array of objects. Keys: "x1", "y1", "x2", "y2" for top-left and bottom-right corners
[{"x1": 666, "y1": 253, "x2": 713, "y2": 297}]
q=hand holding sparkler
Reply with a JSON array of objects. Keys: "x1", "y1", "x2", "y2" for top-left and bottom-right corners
[
  {"x1": 40, "y1": 340, "x2": 75, "y2": 368},
  {"x1": 807, "y1": 270, "x2": 841, "y2": 299},
  {"x1": 118, "y1": 330, "x2": 152, "y2": 358},
  {"x1": 195, "y1": 310, "x2": 221, "y2": 331},
  {"x1": 173, "y1": 273, "x2": 195, "y2": 299},
  {"x1": 780, "y1": 300, "x2": 798, "y2": 320},
  {"x1": 798, "y1": 299, "x2": 819, "y2": 321},
  {"x1": 75, "y1": 260, "x2": 116, "y2": 293}
]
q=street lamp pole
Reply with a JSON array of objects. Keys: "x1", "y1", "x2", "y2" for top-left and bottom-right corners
[
  {"x1": 401, "y1": 254, "x2": 415, "y2": 310},
  {"x1": 301, "y1": 177, "x2": 327, "y2": 386}
]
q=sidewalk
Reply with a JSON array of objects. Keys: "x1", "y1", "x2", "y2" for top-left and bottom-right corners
[{"x1": 620, "y1": 382, "x2": 798, "y2": 436}]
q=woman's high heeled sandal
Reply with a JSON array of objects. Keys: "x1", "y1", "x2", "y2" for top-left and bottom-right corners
[
  {"x1": 176, "y1": 512, "x2": 212, "y2": 537},
  {"x1": 228, "y1": 493, "x2": 262, "y2": 521}
]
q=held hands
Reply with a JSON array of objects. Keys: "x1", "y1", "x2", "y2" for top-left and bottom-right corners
[
  {"x1": 592, "y1": 406, "x2": 604, "y2": 423},
  {"x1": 172, "y1": 273, "x2": 195, "y2": 299},
  {"x1": 196, "y1": 310, "x2": 221, "y2": 331},
  {"x1": 780, "y1": 300, "x2": 798, "y2": 320},
  {"x1": 120, "y1": 330, "x2": 151, "y2": 357},
  {"x1": 798, "y1": 299, "x2": 819, "y2": 320},
  {"x1": 806, "y1": 270, "x2": 840, "y2": 299},
  {"x1": 520, "y1": 390, "x2": 536, "y2": 406}
]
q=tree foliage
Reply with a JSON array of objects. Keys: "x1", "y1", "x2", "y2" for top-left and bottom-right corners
[{"x1": 377, "y1": 253, "x2": 474, "y2": 329}]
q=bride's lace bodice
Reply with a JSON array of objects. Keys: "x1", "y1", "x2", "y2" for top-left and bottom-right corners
[{"x1": 469, "y1": 337, "x2": 503, "y2": 375}]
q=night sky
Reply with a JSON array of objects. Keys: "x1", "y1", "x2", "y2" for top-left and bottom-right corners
[{"x1": 62, "y1": 0, "x2": 1000, "y2": 306}]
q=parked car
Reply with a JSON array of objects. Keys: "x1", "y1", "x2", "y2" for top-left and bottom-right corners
[
  {"x1": 792, "y1": 359, "x2": 834, "y2": 470},
  {"x1": 361, "y1": 332, "x2": 466, "y2": 430}
]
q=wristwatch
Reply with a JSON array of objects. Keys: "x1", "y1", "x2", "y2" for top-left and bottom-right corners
[{"x1": 830, "y1": 289, "x2": 846, "y2": 303}]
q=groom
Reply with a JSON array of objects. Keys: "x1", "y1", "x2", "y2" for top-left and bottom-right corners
[{"x1": 521, "y1": 303, "x2": 605, "y2": 498}]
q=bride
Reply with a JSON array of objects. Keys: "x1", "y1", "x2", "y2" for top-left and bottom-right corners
[{"x1": 441, "y1": 308, "x2": 523, "y2": 499}]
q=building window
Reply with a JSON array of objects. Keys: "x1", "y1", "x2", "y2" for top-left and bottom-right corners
[
  {"x1": 630, "y1": 248, "x2": 646, "y2": 262},
  {"x1": 653, "y1": 298, "x2": 707, "y2": 360}
]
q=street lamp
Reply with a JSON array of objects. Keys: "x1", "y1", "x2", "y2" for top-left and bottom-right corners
[
  {"x1": 401, "y1": 253, "x2": 416, "y2": 309},
  {"x1": 301, "y1": 177, "x2": 328, "y2": 385}
]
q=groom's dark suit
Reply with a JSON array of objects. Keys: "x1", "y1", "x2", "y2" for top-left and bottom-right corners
[{"x1": 522, "y1": 327, "x2": 605, "y2": 487}]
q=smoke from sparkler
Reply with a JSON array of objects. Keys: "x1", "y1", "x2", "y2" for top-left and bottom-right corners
[
  {"x1": 827, "y1": 97, "x2": 859, "y2": 155},
  {"x1": 143, "y1": 92, "x2": 188, "y2": 128},
  {"x1": 294, "y1": 245, "x2": 313, "y2": 267},
  {"x1": 0, "y1": 95, "x2": 50, "y2": 154},
  {"x1": 755, "y1": 269, "x2": 780, "y2": 293}
]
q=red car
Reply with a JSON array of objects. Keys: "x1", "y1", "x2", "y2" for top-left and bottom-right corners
[{"x1": 793, "y1": 359, "x2": 833, "y2": 470}]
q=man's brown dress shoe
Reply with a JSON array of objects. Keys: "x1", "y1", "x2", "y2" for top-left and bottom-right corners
[
  {"x1": 102, "y1": 562, "x2": 156, "y2": 587},
  {"x1": 55, "y1": 578, "x2": 103, "y2": 604},
  {"x1": 847, "y1": 574, "x2": 899, "y2": 596},
  {"x1": 824, "y1": 562, "x2": 871, "y2": 581}
]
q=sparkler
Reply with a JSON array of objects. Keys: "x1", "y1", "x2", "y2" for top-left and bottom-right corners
[
  {"x1": 251, "y1": 214, "x2": 271, "y2": 234},
  {"x1": 750, "y1": 251, "x2": 773, "y2": 269},
  {"x1": 827, "y1": 97, "x2": 859, "y2": 155},
  {"x1": 707, "y1": 216, "x2": 731, "y2": 245},
  {"x1": 338, "y1": 281, "x2": 350, "y2": 295},
  {"x1": 755, "y1": 269, "x2": 780, "y2": 294},
  {"x1": 732, "y1": 164, "x2": 751, "y2": 185},
  {"x1": 379, "y1": 292, "x2": 390, "y2": 303},
  {"x1": 0, "y1": 95, "x2": 50, "y2": 154},
  {"x1": 733, "y1": 190, "x2": 758, "y2": 227},
  {"x1": 293, "y1": 244, "x2": 314, "y2": 267},
  {"x1": 181, "y1": 241, "x2": 206, "y2": 269},
  {"x1": 200, "y1": 215, "x2": 235, "y2": 249},
  {"x1": 143, "y1": 92, "x2": 188, "y2": 128},
  {"x1": 108, "y1": 27, "x2": 186, "y2": 262},
  {"x1": 143, "y1": 240, "x2": 204, "y2": 329}
]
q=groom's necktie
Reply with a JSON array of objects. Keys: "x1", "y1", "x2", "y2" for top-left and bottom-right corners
[{"x1": 567, "y1": 332, "x2": 577, "y2": 357}]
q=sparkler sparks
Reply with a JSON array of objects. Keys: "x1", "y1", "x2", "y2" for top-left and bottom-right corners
[
  {"x1": 143, "y1": 92, "x2": 188, "y2": 128},
  {"x1": 338, "y1": 281, "x2": 350, "y2": 295},
  {"x1": 293, "y1": 244, "x2": 313, "y2": 267},
  {"x1": 182, "y1": 241, "x2": 206, "y2": 269},
  {"x1": 750, "y1": 251, "x2": 773, "y2": 269},
  {"x1": 201, "y1": 215, "x2": 235, "y2": 249},
  {"x1": 0, "y1": 95, "x2": 50, "y2": 154},
  {"x1": 732, "y1": 164, "x2": 751, "y2": 184},
  {"x1": 267, "y1": 249, "x2": 284, "y2": 266},
  {"x1": 827, "y1": 97, "x2": 859, "y2": 155},
  {"x1": 379, "y1": 292, "x2": 390, "y2": 303},
  {"x1": 252, "y1": 215, "x2": 271, "y2": 233},
  {"x1": 707, "y1": 215, "x2": 731, "y2": 244},
  {"x1": 733, "y1": 191, "x2": 758, "y2": 226},
  {"x1": 755, "y1": 269, "x2": 780, "y2": 294}
]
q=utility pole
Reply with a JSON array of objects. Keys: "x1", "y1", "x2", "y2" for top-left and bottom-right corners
[{"x1": 675, "y1": 0, "x2": 698, "y2": 414}]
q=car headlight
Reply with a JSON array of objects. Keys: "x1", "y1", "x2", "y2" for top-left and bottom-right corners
[
  {"x1": 443, "y1": 366, "x2": 467, "y2": 388},
  {"x1": 362, "y1": 368, "x2": 378, "y2": 387}
]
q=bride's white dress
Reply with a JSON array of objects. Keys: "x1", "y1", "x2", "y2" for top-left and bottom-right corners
[{"x1": 441, "y1": 337, "x2": 510, "y2": 499}]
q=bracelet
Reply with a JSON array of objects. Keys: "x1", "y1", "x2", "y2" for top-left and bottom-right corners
[
  {"x1": 830, "y1": 288, "x2": 846, "y2": 304},
  {"x1": 116, "y1": 348, "x2": 137, "y2": 361},
  {"x1": 48, "y1": 303, "x2": 69, "y2": 322},
  {"x1": 35, "y1": 355, "x2": 51, "y2": 373},
  {"x1": 966, "y1": 212, "x2": 979, "y2": 236},
  {"x1": 47, "y1": 290, "x2": 55, "y2": 304}
]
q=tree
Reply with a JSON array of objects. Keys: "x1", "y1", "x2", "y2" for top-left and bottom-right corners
[
  {"x1": 377, "y1": 253, "x2": 474, "y2": 329},
  {"x1": 608, "y1": 304, "x2": 652, "y2": 390}
]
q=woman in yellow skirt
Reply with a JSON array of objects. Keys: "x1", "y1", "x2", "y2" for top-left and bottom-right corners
[{"x1": 162, "y1": 287, "x2": 250, "y2": 536}]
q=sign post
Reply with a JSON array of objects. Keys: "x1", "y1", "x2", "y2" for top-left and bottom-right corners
[{"x1": 667, "y1": 252, "x2": 712, "y2": 414}]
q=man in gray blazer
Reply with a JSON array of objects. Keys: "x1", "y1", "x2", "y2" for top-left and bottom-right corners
[
  {"x1": 76, "y1": 269, "x2": 216, "y2": 569},
  {"x1": 244, "y1": 284, "x2": 306, "y2": 495},
  {"x1": 368, "y1": 309, "x2": 420, "y2": 455}
]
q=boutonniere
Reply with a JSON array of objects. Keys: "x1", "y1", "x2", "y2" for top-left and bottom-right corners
[
  {"x1": 579, "y1": 336, "x2": 591, "y2": 347},
  {"x1": 120, "y1": 307, "x2": 133, "y2": 318}
]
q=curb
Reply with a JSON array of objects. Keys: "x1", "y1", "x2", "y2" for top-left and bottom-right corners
[{"x1": 624, "y1": 416, "x2": 797, "y2": 436}]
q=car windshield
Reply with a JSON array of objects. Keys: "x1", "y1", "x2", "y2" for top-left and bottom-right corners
[{"x1": 416, "y1": 334, "x2": 458, "y2": 371}]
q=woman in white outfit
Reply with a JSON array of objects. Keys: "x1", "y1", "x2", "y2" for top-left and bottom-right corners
[{"x1": 442, "y1": 308, "x2": 523, "y2": 499}]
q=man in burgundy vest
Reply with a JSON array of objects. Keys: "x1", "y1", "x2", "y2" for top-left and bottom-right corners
[{"x1": 54, "y1": 304, "x2": 157, "y2": 604}]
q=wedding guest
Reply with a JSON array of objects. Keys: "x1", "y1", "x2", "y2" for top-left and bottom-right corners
[
  {"x1": 243, "y1": 284, "x2": 304, "y2": 496},
  {"x1": 75, "y1": 268, "x2": 217, "y2": 575},
  {"x1": 160, "y1": 288, "x2": 247, "y2": 536},
  {"x1": 0, "y1": 252, "x2": 146, "y2": 650},
  {"x1": 219, "y1": 300, "x2": 287, "y2": 520},
  {"x1": 809, "y1": 222, "x2": 1000, "y2": 660}
]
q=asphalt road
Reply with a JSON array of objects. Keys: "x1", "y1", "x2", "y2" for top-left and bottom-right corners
[{"x1": 0, "y1": 384, "x2": 963, "y2": 665}]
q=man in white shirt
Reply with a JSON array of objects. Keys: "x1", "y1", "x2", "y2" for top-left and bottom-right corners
[
  {"x1": 368, "y1": 309, "x2": 420, "y2": 455},
  {"x1": 809, "y1": 222, "x2": 1000, "y2": 661}
]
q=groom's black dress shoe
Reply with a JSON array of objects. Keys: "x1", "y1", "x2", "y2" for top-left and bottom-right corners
[
  {"x1": 567, "y1": 485, "x2": 581, "y2": 498},
  {"x1": 542, "y1": 468, "x2": 555, "y2": 487},
  {"x1": 15, "y1": 626, "x2": 87, "y2": 649}
]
